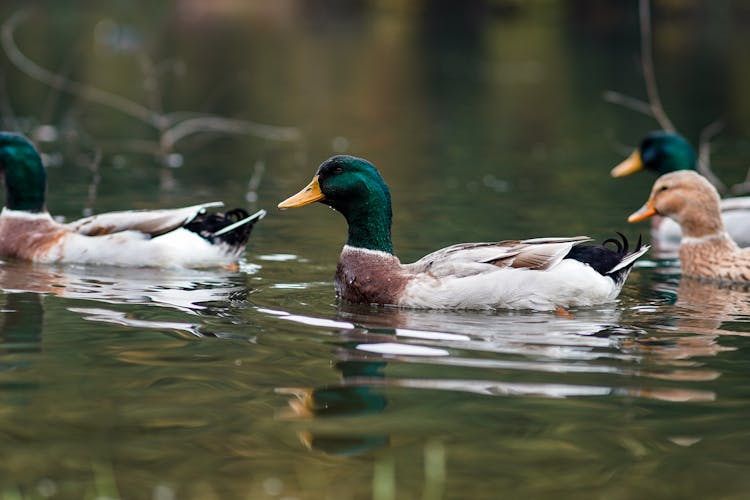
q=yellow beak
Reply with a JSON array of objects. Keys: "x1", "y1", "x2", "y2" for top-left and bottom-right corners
[
  {"x1": 628, "y1": 198, "x2": 658, "y2": 222},
  {"x1": 278, "y1": 176, "x2": 325, "y2": 209},
  {"x1": 611, "y1": 150, "x2": 645, "y2": 177}
]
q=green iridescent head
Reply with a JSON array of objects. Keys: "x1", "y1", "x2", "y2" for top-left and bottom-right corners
[
  {"x1": 278, "y1": 155, "x2": 394, "y2": 254},
  {"x1": 612, "y1": 131, "x2": 697, "y2": 178},
  {"x1": 0, "y1": 133, "x2": 47, "y2": 212}
]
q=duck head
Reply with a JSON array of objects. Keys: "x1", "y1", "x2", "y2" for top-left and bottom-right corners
[
  {"x1": 628, "y1": 170, "x2": 724, "y2": 238},
  {"x1": 612, "y1": 131, "x2": 697, "y2": 177},
  {"x1": 278, "y1": 155, "x2": 394, "y2": 254},
  {"x1": 0, "y1": 133, "x2": 47, "y2": 212}
]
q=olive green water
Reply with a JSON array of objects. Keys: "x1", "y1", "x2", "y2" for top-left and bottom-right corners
[{"x1": 2, "y1": 2, "x2": 750, "y2": 499}]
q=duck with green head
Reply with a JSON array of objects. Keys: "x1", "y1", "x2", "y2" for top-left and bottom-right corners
[
  {"x1": 612, "y1": 130, "x2": 750, "y2": 248},
  {"x1": 279, "y1": 155, "x2": 649, "y2": 311},
  {"x1": 0, "y1": 132, "x2": 265, "y2": 267}
]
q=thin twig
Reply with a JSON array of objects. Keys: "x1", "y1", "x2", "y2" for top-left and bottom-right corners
[
  {"x1": 696, "y1": 121, "x2": 726, "y2": 194},
  {"x1": 84, "y1": 148, "x2": 103, "y2": 215},
  {"x1": 1, "y1": 11, "x2": 165, "y2": 128},
  {"x1": 604, "y1": 0, "x2": 676, "y2": 131},
  {"x1": 2, "y1": 10, "x2": 302, "y2": 161},
  {"x1": 160, "y1": 116, "x2": 301, "y2": 154},
  {"x1": 639, "y1": 0, "x2": 675, "y2": 132},
  {"x1": 605, "y1": 0, "x2": 730, "y2": 193},
  {"x1": 602, "y1": 90, "x2": 654, "y2": 117},
  {"x1": 246, "y1": 160, "x2": 266, "y2": 206},
  {"x1": 136, "y1": 53, "x2": 165, "y2": 120},
  {"x1": 0, "y1": 77, "x2": 21, "y2": 132}
]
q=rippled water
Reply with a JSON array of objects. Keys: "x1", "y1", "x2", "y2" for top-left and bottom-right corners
[
  {"x1": 2, "y1": 254, "x2": 750, "y2": 499},
  {"x1": 3, "y1": 2, "x2": 750, "y2": 499}
]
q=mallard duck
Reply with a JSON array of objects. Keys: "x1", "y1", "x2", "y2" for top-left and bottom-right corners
[
  {"x1": 278, "y1": 155, "x2": 649, "y2": 311},
  {"x1": 629, "y1": 170, "x2": 750, "y2": 283},
  {"x1": 0, "y1": 132, "x2": 265, "y2": 267},
  {"x1": 612, "y1": 130, "x2": 750, "y2": 248}
]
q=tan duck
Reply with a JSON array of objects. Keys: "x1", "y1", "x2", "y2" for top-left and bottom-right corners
[{"x1": 629, "y1": 170, "x2": 750, "y2": 283}]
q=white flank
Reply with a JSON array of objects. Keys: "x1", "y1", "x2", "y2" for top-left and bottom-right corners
[
  {"x1": 45, "y1": 228, "x2": 241, "y2": 268},
  {"x1": 400, "y1": 259, "x2": 623, "y2": 311}
]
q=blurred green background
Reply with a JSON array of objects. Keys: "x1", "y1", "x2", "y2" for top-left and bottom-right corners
[{"x1": 2, "y1": 0, "x2": 750, "y2": 261}]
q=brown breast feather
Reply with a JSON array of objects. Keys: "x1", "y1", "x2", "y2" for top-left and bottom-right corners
[
  {"x1": 680, "y1": 238, "x2": 750, "y2": 283},
  {"x1": 0, "y1": 216, "x2": 68, "y2": 261},
  {"x1": 334, "y1": 248, "x2": 410, "y2": 305}
]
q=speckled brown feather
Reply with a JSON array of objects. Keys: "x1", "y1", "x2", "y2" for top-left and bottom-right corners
[{"x1": 679, "y1": 236, "x2": 750, "y2": 283}]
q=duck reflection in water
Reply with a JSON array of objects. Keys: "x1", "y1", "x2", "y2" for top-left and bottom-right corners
[
  {"x1": 0, "y1": 292, "x2": 44, "y2": 356},
  {"x1": 0, "y1": 258, "x2": 251, "y2": 339},
  {"x1": 339, "y1": 305, "x2": 717, "y2": 402},
  {"x1": 673, "y1": 278, "x2": 750, "y2": 336},
  {"x1": 274, "y1": 299, "x2": 719, "y2": 452},
  {"x1": 277, "y1": 357, "x2": 390, "y2": 456},
  {"x1": 0, "y1": 292, "x2": 45, "y2": 404}
]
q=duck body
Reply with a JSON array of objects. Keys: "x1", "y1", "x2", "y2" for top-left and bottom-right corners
[
  {"x1": 630, "y1": 170, "x2": 750, "y2": 283},
  {"x1": 336, "y1": 239, "x2": 642, "y2": 311},
  {"x1": 280, "y1": 155, "x2": 649, "y2": 311},
  {"x1": 651, "y1": 201, "x2": 750, "y2": 250},
  {"x1": 612, "y1": 131, "x2": 750, "y2": 249},
  {"x1": 0, "y1": 132, "x2": 264, "y2": 268}
]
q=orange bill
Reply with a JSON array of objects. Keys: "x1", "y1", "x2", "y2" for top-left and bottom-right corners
[
  {"x1": 628, "y1": 199, "x2": 657, "y2": 222},
  {"x1": 611, "y1": 150, "x2": 644, "y2": 177},
  {"x1": 278, "y1": 176, "x2": 324, "y2": 209}
]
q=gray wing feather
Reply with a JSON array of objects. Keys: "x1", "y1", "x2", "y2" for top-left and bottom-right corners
[
  {"x1": 405, "y1": 236, "x2": 591, "y2": 278},
  {"x1": 66, "y1": 202, "x2": 224, "y2": 237}
]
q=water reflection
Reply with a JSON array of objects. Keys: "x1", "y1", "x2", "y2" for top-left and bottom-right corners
[
  {"x1": 625, "y1": 271, "x2": 750, "y2": 375},
  {"x1": 0, "y1": 293, "x2": 43, "y2": 355},
  {"x1": 277, "y1": 358, "x2": 389, "y2": 456},
  {"x1": 672, "y1": 277, "x2": 750, "y2": 335},
  {"x1": 272, "y1": 293, "x2": 725, "y2": 456},
  {"x1": 0, "y1": 259, "x2": 251, "y2": 308},
  {"x1": 0, "y1": 258, "x2": 254, "y2": 338}
]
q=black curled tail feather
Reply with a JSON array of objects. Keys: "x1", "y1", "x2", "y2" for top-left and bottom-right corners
[
  {"x1": 602, "y1": 231, "x2": 629, "y2": 255},
  {"x1": 564, "y1": 233, "x2": 648, "y2": 282},
  {"x1": 184, "y1": 208, "x2": 263, "y2": 249}
]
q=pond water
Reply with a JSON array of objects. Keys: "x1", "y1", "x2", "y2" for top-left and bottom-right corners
[{"x1": 2, "y1": 1, "x2": 750, "y2": 499}]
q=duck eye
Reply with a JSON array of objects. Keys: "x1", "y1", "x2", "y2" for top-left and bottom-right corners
[{"x1": 333, "y1": 167, "x2": 344, "y2": 174}]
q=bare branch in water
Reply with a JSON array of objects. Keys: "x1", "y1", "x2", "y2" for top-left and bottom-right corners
[
  {"x1": 0, "y1": 77, "x2": 21, "y2": 132},
  {"x1": 696, "y1": 121, "x2": 727, "y2": 194},
  {"x1": 84, "y1": 148, "x2": 103, "y2": 215},
  {"x1": 605, "y1": 0, "x2": 731, "y2": 194},
  {"x1": 1, "y1": 11, "x2": 164, "y2": 128},
  {"x1": 604, "y1": 0, "x2": 676, "y2": 131},
  {"x1": 638, "y1": 0, "x2": 675, "y2": 132},
  {"x1": 1, "y1": 10, "x2": 302, "y2": 162},
  {"x1": 246, "y1": 160, "x2": 266, "y2": 206},
  {"x1": 160, "y1": 116, "x2": 301, "y2": 154},
  {"x1": 602, "y1": 91, "x2": 654, "y2": 117},
  {"x1": 730, "y1": 182, "x2": 750, "y2": 196}
]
